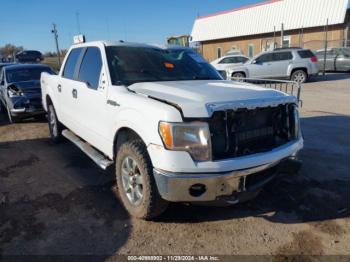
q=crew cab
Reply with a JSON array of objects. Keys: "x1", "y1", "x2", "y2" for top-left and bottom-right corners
[
  {"x1": 227, "y1": 48, "x2": 319, "y2": 83},
  {"x1": 41, "y1": 41, "x2": 303, "y2": 219}
]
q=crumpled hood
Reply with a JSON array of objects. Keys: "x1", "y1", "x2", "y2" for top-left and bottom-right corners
[
  {"x1": 129, "y1": 80, "x2": 296, "y2": 118},
  {"x1": 9, "y1": 80, "x2": 41, "y2": 93}
]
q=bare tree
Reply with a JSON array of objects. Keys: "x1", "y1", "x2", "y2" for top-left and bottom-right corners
[{"x1": 0, "y1": 44, "x2": 24, "y2": 59}]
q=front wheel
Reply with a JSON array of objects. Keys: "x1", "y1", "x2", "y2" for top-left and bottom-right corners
[
  {"x1": 47, "y1": 104, "x2": 63, "y2": 143},
  {"x1": 115, "y1": 140, "x2": 168, "y2": 220},
  {"x1": 291, "y1": 70, "x2": 308, "y2": 83}
]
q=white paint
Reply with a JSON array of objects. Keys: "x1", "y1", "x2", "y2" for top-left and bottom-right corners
[{"x1": 191, "y1": 0, "x2": 349, "y2": 42}]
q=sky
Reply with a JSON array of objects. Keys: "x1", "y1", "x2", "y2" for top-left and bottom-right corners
[{"x1": 0, "y1": 0, "x2": 265, "y2": 53}]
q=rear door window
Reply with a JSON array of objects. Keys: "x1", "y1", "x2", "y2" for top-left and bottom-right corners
[
  {"x1": 78, "y1": 47, "x2": 102, "y2": 90},
  {"x1": 63, "y1": 48, "x2": 83, "y2": 79},
  {"x1": 273, "y1": 52, "x2": 293, "y2": 61},
  {"x1": 237, "y1": 56, "x2": 249, "y2": 63}
]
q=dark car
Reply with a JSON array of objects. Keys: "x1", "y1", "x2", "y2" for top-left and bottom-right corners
[
  {"x1": 0, "y1": 64, "x2": 55, "y2": 122},
  {"x1": 15, "y1": 50, "x2": 43, "y2": 63}
]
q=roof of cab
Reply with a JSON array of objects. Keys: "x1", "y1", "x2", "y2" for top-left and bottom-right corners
[{"x1": 71, "y1": 40, "x2": 157, "y2": 49}]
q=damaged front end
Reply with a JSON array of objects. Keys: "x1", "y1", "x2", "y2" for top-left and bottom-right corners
[{"x1": 208, "y1": 103, "x2": 300, "y2": 160}]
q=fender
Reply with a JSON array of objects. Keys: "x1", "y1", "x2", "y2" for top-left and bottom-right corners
[{"x1": 108, "y1": 107, "x2": 164, "y2": 158}]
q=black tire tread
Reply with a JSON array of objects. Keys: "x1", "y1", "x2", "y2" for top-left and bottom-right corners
[
  {"x1": 115, "y1": 139, "x2": 168, "y2": 220},
  {"x1": 48, "y1": 104, "x2": 63, "y2": 143}
]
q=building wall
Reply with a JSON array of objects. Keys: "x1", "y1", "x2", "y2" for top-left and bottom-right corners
[{"x1": 201, "y1": 24, "x2": 347, "y2": 62}]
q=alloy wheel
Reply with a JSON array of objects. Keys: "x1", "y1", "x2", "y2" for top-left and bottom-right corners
[{"x1": 121, "y1": 156, "x2": 144, "y2": 206}]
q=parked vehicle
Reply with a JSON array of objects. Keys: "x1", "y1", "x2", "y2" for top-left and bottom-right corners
[
  {"x1": 210, "y1": 55, "x2": 250, "y2": 78},
  {"x1": 15, "y1": 50, "x2": 43, "y2": 63},
  {"x1": 0, "y1": 64, "x2": 55, "y2": 122},
  {"x1": 315, "y1": 47, "x2": 350, "y2": 72},
  {"x1": 227, "y1": 48, "x2": 319, "y2": 83},
  {"x1": 225, "y1": 49, "x2": 243, "y2": 56},
  {"x1": 41, "y1": 41, "x2": 303, "y2": 219}
]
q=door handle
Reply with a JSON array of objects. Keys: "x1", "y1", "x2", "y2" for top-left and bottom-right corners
[
  {"x1": 72, "y1": 89, "x2": 77, "y2": 99},
  {"x1": 57, "y1": 84, "x2": 62, "y2": 93}
]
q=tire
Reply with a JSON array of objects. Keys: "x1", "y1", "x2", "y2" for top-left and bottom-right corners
[
  {"x1": 231, "y1": 72, "x2": 246, "y2": 82},
  {"x1": 115, "y1": 140, "x2": 168, "y2": 219},
  {"x1": 47, "y1": 104, "x2": 63, "y2": 143},
  {"x1": 291, "y1": 70, "x2": 308, "y2": 83}
]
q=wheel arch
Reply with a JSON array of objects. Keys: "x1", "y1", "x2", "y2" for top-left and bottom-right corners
[
  {"x1": 113, "y1": 127, "x2": 147, "y2": 160},
  {"x1": 290, "y1": 67, "x2": 308, "y2": 76}
]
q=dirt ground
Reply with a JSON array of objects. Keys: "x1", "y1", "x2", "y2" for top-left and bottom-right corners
[{"x1": 0, "y1": 73, "x2": 350, "y2": 258}]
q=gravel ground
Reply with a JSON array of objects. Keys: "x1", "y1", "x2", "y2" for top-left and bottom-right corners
[{"x1": 0, "y1": 73, "x2": 350, "y2": 258}]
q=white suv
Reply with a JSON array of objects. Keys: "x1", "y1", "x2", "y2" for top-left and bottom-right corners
[{"x1": 227, "y1": 48, "x2": 319, "y2": 83}]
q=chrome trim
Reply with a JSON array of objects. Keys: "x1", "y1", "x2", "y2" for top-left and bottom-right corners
[
  {"x1": 153, "y1": 160, "x2": 280, "y2": 202},
  {"x1": 62, "y1": 129, "x2": 113, "y2": 170},
  {"x1": 10, "y1": 108, "x2": 26, "y2": 113}
]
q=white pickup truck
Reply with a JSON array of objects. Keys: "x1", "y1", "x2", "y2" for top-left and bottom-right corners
[{"x1": 41, "y1": 41, "x2": 303, "y2": 219}]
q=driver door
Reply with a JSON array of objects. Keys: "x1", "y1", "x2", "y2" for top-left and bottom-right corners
[{"x1": 248, "y1": 53, "x2": 273, "y2": 78}]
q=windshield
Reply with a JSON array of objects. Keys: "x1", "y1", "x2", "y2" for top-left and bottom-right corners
[
  {"x1": 6, "y1": 67, "x2": 54, "y2": 83},
  {"x1": 106, "y1": 46, "x2": 222, "y2": 86}
]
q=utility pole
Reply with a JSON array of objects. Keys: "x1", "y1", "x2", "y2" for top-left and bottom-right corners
[
  {"x1": 281, "y1": 23, "x2": 284, "y2": 48},
  {"x1": 323, "y1": 18, "x2": 329, "y2": 76},
  {"x1": 51, "y1": 23, "x2": 61, "y2": 67},
  {"x1": 273, "y1": 26, "x2": 276, "y2": 49}
]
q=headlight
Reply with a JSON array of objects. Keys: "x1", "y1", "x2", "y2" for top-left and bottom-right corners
[
  {"x1": 158, "y1": 121, "x2": 212, "y2": 161},
  {"x1": 7, "y1": 86, "x2": 24, "y2": 97}
]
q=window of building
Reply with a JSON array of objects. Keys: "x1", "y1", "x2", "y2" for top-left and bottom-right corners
[
  {"x1": 262, "y1": 39, "x2": 274, "y2": 51},
  {"x1": 282, "y1": 36, "x2": 291, "y2": 48},
  {"x1": 78, "y1": 47, "x2": 102, "y2": 90},
  {"x1": 63, "y1": 48, "x2": 83, "y2": 79},
  {"x1": 248, "y1": 44, "x2": 254, "y2": 58},
  {"x1": 217, "y1": 47, "x2": 222, "y2": 58}
]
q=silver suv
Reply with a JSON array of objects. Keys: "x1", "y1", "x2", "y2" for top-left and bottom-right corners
[{"x1": 227, "y1": 48, "x2": 319, "y2": 83}]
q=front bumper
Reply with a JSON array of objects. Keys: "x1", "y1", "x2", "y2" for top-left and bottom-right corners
[
  {"x1": 154, "y1": 157, "x2": 302, "y2": 203},
  {"x1": 8, "y1": 97, "x2": 44, "y2": 117}
]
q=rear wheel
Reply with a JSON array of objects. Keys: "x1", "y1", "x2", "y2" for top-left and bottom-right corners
[
  {"x1": 291, "y1": 70, "x2": 308, "y2": 83},
  {"x1": 47, "y1": 104, "x2": 63, "y2": 143},
  {"x1": 115, "y1": 140, "x2": 168, "y2": 219},
  {"x1": 231, "y1": 72, "x2": 246, "y2": 81}
]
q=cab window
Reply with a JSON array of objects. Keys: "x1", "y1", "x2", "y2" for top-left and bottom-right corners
[
  {"x1": 63, "y1": 48, "x2": 83, "y2": 79},
  {"x1": 78, "y1": 47, "x2": 102, "y2": 90}
]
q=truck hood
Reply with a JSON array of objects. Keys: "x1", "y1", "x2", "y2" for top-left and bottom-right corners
[{"x1": 129, "y1": 80, "x2": 296, "y2": 118}]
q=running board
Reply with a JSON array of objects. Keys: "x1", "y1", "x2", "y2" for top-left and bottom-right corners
[{"x1": 62, "y1": 129, "x2": 113, "y2": 170}]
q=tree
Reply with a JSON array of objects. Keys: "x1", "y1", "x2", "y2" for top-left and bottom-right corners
[{"x1": 0, "y1": 44, "x2": 24, "y2": 58}]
